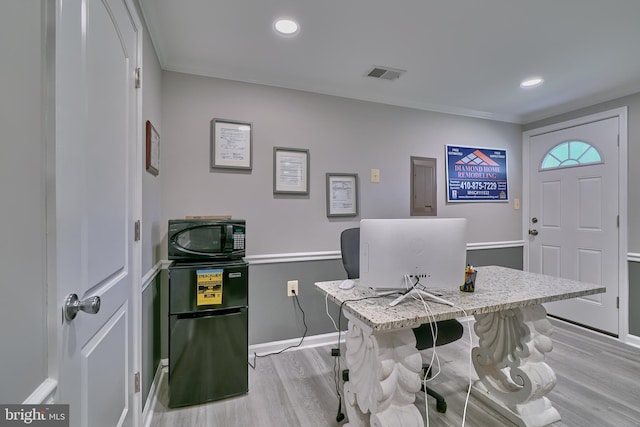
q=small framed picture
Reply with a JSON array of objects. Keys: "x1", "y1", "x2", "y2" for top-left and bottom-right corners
[
  {"x1": 326, "y1": 173, "x2": 358, "y2": 217},
  {"x1": 211, "y1": 118, "x2": 252, "y2": 170},
  {"x1": 273, "y1": 147, "x2": 310, "y2": 194},
  {"x1": 145, "y1": 120, "x2": 160, "y2": 176}
]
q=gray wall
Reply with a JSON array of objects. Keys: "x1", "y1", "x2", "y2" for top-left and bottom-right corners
[
  {"x1": 0, "y1": 0, "x2": 48, "y2": 403},
  {"x1": 630, "y1": 262, "x2": 640, "y2": 336},
  {"x1": 136, "y1": 0, "x2": 165, "y2": 407},
  {"x1": 140, "y1": 16, "x2": 163, "y2": 275},
  {"x1": 160, "y1": 71, "x2": 524, "y2": 257},
  {"x1": 249, "y1": 249, "x2": 523, "y2": 345},
  {"x1": 249, "y1": 260, "x2": 347, "y2": 344},
  {"x1": 156, "y1": 72, "x2": 525, "y2": 356},
  {"x1": 523, "y1": 92, "x2": 640, "y2": 336},
  {"x1": 141, "y1": 275, "x2": 162, "y2": 405}
]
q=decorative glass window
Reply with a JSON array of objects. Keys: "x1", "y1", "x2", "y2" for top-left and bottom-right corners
[{"x1": 540, "y1": 140, "x2": 602, "y2": 170}]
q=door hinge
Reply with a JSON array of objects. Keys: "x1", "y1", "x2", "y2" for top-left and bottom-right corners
[
  {"x1": 617, "y1": 215, "x2": 620, "y2": 228},
  {"x1": 135, "y1": 68, "x2": 141, "y2": 89},
  {"x1": 134, "y1": 220, "x2": 141, "y2": 241},
  {"x1": 616, "y1": 297, "x2": 619, "y2": 309},
  {"x1": 134, "y1": 372, "x2": 140, "y2": 393}
]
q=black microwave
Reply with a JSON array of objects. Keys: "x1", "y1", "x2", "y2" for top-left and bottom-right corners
[{"x1": 168, "y1": 219, "x2": 246, "y2": 261}]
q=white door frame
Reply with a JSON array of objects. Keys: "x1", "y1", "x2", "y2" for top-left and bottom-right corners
[
  {"x1": 43, "y1": 0, "x2": 143, "y2": 420},
  {"x1": 522, "y1": 107, "x2": 629, "y2": 343}
]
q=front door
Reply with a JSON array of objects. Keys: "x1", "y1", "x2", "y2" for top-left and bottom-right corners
[
  {"x1": 54, "y1": 0, "x2": 141, "y2": 426},
  {"x1": 527, "y1": 115, "x2": 620, "y2": 335}
]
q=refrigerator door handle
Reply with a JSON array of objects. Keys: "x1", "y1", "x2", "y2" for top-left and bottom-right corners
[
  {"x1": 225, "y1": 224, "x2": 234, "y2": 250},
  {"x1": 174, "y1": 306, "x2": 245, "y2": 319}
]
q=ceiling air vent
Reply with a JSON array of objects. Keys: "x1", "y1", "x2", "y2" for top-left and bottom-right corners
[{"x1": 366, "y1": 66, "x2": 406, "y2": 81}]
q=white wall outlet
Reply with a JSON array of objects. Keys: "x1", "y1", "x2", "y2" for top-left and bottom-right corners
[
  {"x1": 371, "y1": 168, "x2": 380, "y2": 183},
  {"x1": 287, "y1": 280, "x2": 298, "y2": 296}
]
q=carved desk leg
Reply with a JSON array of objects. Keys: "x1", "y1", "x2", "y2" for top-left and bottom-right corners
[
  {"x1": 471, "y1": 304, "x2": 561, "y2": 427},
  {"x1": 342, "y1": 312, "x2": 424, "y2": 427}
]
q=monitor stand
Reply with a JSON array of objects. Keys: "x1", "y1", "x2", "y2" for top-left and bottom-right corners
[{"x1": 389, "y1": 284, "x2": 454, "y2": 307}]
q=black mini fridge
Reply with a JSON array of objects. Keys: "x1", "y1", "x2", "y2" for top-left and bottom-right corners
[{"x1": 168, "y1": 260, "x2": 248, "y2": 408}]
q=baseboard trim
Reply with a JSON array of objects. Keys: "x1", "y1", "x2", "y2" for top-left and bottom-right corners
[
  {"x1": 249, "y1": 331, "x2": 345, "y2": 357},
  {"x1": 142, "y1": 361, "x2": 167, "y2": 427},
  {"x1": 247, "y1": 318, "x2": 475, "y2": 357},
  {"x1": 625, "y1": 334, "x2": 640, "y2": 349},
  {"x1": 22, "y1": 378, "x2": 57, "y2": 404}
]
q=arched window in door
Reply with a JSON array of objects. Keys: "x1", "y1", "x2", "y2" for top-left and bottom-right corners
[{"x1": 540, "y1": 140, "x2": 603, "y2": 170}]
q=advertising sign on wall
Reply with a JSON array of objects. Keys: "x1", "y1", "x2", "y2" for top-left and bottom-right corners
[{"x1": 446, "y1": 145, "x2": 508, "y2": 202}]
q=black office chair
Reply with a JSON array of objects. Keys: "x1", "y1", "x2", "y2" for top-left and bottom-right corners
[{"x1": 339, "y1": 227, "x2": 463, "y2": 413}]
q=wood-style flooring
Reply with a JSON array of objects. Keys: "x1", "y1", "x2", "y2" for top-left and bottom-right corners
[{"x1": 149, "y1": 319, "x2": 640, "y2": 427}]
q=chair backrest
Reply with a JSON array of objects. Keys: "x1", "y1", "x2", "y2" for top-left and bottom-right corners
[{"x1": 340, "y1": 228, "x2": 360, "y2": 279}]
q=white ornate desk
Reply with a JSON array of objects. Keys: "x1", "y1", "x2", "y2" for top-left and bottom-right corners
[{"x1": 314, "y1": 266, "x2": 605, "y2": 427}]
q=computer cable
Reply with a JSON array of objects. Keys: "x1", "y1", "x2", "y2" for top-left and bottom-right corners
[
  {"x1": 325, "y1": 291, "x2": 340, "y2": 332},
  {"x1": 248, "y1": 291, "x2": 308, "y2": 370},
  {"x1": 407, "y1": 275, "x2": 440, "y2": 427},
  {"x1": 410, "y1": 276, "x2": 474, "y2": 427}
]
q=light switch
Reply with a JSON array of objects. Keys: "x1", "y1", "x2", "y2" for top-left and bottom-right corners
[
  {"x1": 514, "y1": 198, "x2": 520, "y2": 210},
  {"x1": 371, "y1": 168, "x2": 380, "y2": 183}
]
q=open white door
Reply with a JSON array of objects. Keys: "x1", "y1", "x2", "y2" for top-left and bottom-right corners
[
  {"x1": 527, "y1": 115, "x2": 622, "y2": 335},
  {"x1": 54, "y1": 0, "x2": 141, "y2": 426}
]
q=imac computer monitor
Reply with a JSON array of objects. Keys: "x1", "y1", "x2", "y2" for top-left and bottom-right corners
[{"x1": 359, "y1": 218, "x2": 468, "y2": 292}]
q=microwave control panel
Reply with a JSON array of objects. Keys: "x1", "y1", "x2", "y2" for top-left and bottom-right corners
[{"x1": 233, "y1": 231, "x2": 245, "y2": 250}]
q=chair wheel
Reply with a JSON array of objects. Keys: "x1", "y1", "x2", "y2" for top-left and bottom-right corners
[{"x1": 436, "y1": 400, "x2": 447, "y2": 413}]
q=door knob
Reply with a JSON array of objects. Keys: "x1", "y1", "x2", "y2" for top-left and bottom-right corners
[
  {"x1": 528, "y1": 229, "x2": 539, "y2": 236},
  {"x1": 64, "y1": 293, "x2": 101, "y2": 321}
]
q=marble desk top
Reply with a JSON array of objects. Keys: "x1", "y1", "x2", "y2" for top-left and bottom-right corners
[{"x1": 314, "y1": 265, "x2": 605, "y2": 332}]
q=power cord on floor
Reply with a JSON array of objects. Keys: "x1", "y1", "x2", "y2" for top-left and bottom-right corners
[{"x1": 248, "y1": 290, "x2": 308, "y2": 370}]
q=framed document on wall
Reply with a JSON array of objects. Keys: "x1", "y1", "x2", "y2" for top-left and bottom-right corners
[
  {"x1": 273, "y1": 147, "x2": 310, "y2": 194},
  {"x1": 326, "y1": 173, "x2": 358, "y2": 217},
  {"x1": 211, "y1": 118, "x2": 253, "y2": 170},
  {"x1": 145, "y1": 120, "x2": 160, "y2": 176}
]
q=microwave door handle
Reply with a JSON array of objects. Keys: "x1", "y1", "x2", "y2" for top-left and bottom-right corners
[{"x1": 225, "y1": 224, "x2": 233, "y2": 250}]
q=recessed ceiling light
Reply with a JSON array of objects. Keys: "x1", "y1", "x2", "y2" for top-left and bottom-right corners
[
  {"x1": 520, "y1": 77, "x2": 544, "y2": 88},
  {"x1": 274, "y1": 18, "x2": 299, "y2": 36}
]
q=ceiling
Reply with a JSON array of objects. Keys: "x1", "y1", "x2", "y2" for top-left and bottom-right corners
[{"x1": 138, "y1": 0, "x2": 640, "y2": 124}]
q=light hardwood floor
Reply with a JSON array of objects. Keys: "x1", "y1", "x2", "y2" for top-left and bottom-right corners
[{"x1": 150, "y1": 319, "x2": 640, "y2": 426}]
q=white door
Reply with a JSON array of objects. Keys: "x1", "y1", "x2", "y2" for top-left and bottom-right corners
[
  {"x1": 528, "y1": 117, "x2": 619, "y2": 335},
  {"x1": 54, "y1": 0, "x2": 141, "y2": 426}
]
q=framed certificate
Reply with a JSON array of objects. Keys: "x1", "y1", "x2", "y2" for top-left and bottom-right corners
[
  {"x1": 211, "y1": 118, "x2": 253, "y2": 170},
  {"x1": 326, "y1": 173, "x2": 358, "y2": 217},
  {"x1": 273, "y1": 147, "x2": 310, "y2": 194},
  {"x1": 145, "y1": 120, "x2": 160, "y2": 176}
]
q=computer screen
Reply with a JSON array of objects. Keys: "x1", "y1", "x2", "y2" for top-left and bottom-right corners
[{"x1": 359, "y1": 218, "x2": 468, "y2": 292}]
